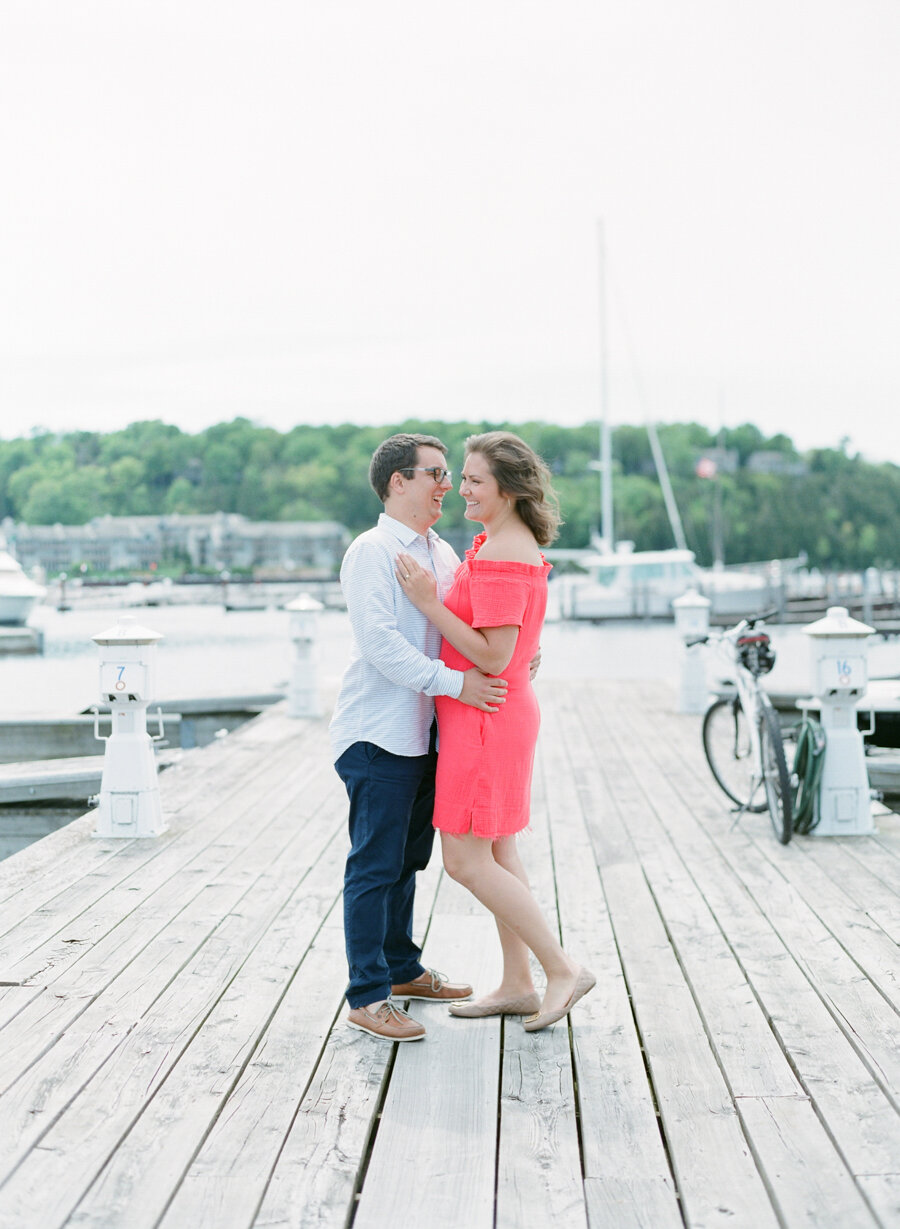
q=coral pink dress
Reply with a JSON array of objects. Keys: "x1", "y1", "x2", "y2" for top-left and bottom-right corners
[{"x1": 433, "y1": 533, "x2": 552, "y2": 838}]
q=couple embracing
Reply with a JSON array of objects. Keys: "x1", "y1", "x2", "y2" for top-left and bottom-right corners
[{"x1": 330, "y1": 431, "x2": 595, "y2": 1042}]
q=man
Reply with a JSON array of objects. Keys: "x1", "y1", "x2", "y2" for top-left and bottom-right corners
[{"x1": 330, "y1": 433, "x2": 509, "y2": 1042}]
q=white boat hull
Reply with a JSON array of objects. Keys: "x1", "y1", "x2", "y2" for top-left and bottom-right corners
[
  {"x1": 699, "y1": 582, "x2": 774, "y2": 618},
  {"x1": 0, "y1": 593, "x2": 43, "y2": 627},
  {"x1": 552, "y1": 547, "x2": 776, "y2": 621},
  {"x1": 558, "y1": 581, "x2": 774, "y2": 620},
  {"x1": 0, "y1": 547, "x2": 47, "y2": 626}
]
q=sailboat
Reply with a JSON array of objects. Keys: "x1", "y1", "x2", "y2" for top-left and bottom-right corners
[
  {"x1": 552, "y1": 541, "x2": 776, "y2": 620},
  {"x1": 550, "y1": 225, "x2": 775, "y2": 622}
]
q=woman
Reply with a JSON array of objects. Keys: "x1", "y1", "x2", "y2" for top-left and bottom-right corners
[{"x1": 396, "y1": 432, "x2": 594, "y2": 1031}]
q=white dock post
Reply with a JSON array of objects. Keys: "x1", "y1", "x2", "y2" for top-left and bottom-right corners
[
  {"x1": 673, "y1": 589, "x2": 711, "y2": 714},
  {"x1": 803, "y1": 606, "x2": 875, "y2": 835},
  {"x1": 286, "y1": 594, "x2": 324, "y2": 718},
  {"x1": 91, "y1": 615, "x2": 167, "y2": 838}
]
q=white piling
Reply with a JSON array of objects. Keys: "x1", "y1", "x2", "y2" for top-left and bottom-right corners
[
  {"x1": 286, "y1": 594, "x2": 324, "y2": 718},
  {"x1": 803, "y1": 606, "x2": 875, "y2": 835},
  {"x1": 91, "y1": 615, "x2": 167, "y2": 838},
  {"x1": 673, "y1": 589, "x2": 711, "y2": 714}
]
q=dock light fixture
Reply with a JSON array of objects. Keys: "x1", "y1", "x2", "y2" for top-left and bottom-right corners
[
  {"x1": 91, "y1": 614, "x2": 167, "y2": 838},
  {"x1": 802, "y1": 605, "x2": 875, "y2": 836},
  {"x1": 286, "y1": 594, "x2": 323, "y2": 718}
]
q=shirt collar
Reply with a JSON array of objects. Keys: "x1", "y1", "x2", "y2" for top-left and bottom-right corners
[{"x1": 378, "y1": 511, "x2": 439, "y2": 546}]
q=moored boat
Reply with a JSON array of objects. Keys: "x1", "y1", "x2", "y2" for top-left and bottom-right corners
[
  {"x1": 551, "y1": 543, "x2": 777, "y2": 620},
  {"x1": 0, "y1": 546, "x2": 46, "y2": 626}
]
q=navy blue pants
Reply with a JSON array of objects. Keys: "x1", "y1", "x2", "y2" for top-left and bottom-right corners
[{"x1": 335, "y1": 728, "x2": 437, "y2": 1008}]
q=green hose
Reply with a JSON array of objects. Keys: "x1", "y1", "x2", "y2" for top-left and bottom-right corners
[{"x1": 791, "y1": 717, "x2": 826, "y2": 834}]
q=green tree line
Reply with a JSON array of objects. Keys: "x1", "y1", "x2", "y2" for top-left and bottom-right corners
[{"x1": 0, "y1": 418, "x2": 897, "y2": 569}]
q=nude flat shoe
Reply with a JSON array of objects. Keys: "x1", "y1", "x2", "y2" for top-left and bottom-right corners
[
  {"x1": 448, "y1": 992, "x2": 541, "y2": 1018},
  {"x1": 522, "y1": 967, "x2": 597, "y2": 1033}
]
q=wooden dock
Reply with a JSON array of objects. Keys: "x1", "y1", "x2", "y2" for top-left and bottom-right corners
[{"x1": 0, "y1": 679, "x2": 897, "y2": 1228}]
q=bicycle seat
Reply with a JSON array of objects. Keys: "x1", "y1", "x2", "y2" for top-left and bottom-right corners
[{"x1": 737, "y1": 633, "x2": 776, "y2": 675}]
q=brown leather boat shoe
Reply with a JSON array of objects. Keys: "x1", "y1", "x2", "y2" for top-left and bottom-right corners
[
  {"x1": 347, "y1": 1002, "x2": 426, "y2": 1042},
  {"x1": 391, "y1": 968, "x2": 473, "y2": 1002}
]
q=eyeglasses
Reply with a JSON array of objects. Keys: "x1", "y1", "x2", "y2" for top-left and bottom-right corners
[{"x1": 400, "y1": 466, "x2": 452, "y2": 484}]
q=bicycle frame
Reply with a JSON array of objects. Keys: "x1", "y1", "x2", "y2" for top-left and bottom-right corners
[
  {"x1": 695, "y1": 609, "x2": 793, "y2": 843},
  {"x1": 711, "y1": 624, "x2": 768, "y2": 816}
]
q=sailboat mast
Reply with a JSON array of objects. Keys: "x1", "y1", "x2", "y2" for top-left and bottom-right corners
[
  {"x1": 646, "y1": 420, "x2": 689, "y2": 552},
  {"x1": 596, "y1": 223, "x2": 686, "y2": 555},
  {"x1": 597, "y1": 220, "x2": 613, "y2": 550}
]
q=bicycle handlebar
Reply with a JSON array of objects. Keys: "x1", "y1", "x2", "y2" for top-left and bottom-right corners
[
  {"x1": 718, "y1": 608, "x2": 780, "y2": 639},
  {"x1": 744, "y1": 608, "x2": 780, "y2": 628},
  {"x1": 686, "y1": 607, "x2": 780, "y2": 651}
]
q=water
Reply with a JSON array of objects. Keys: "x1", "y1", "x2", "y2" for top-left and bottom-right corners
[
  {"x1": 0, "y1": 604, "x2": 353, "y2": 716},
  {"x1": 2, "y1": 604, "x2": 898, "y2": 718}
]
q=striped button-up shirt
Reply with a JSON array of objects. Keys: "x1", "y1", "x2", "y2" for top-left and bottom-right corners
[{"x1": 329, "y1": 513, "x2": 464, "y2": 762}]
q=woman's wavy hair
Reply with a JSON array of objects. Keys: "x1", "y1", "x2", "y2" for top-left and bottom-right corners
[{"x1": 465, "y1": 431, "x2": 562, "y2": 546}]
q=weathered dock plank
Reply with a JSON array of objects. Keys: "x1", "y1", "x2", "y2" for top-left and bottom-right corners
[
  {"x1": 559, "y1": 692, "x2": 802, "y2": 1101},
  {"x1": 0, "y1": 824, "x2": 347, "y2": 1222},
  {"x1": 604, "y1": 691, "x2": 900, "y2": 1115},
  {"x1": 640, "y1": 701, "x2": 900, "y2": 1111},
  {"x1": 611, "y1": 680, "x2": 900, "y2": 1225},
  {"x1": 735, "y1": 1095, "x2": 881, "y2": 1228},
  {"x1": 63, "y1": 848, "x2": 347, "y2": 1227},
  {"x1": 0, "y1": 748, "x2": 331, "y2": 988},
  {"x1": 164, "y1": 914, "x2": 362, "y2": 1229},
  {"x1": 0, "y1": 680, "x2": 895, "y2": 1229},
  {"x1": 0, "y1": 723, "x2": 302, "y2": 942},
  {"x1": 0, "y1": 751, "x2": 340, "y2": 1096},
  {"x1": 787, "y1": 830, "x2": 900, "y2": 939},
  {"x1": 603, "y1": 860, "x2": 781, "y2": 1229},
  {"x1": 353, "y1": 910, "x2": 501, "y2": 1229},
  {"x1": 538, "y1": 698, "x2": 683, "y2": 1229},
  {"x1": 495, "y1": 766, "x2": 588, "y2": 1229}
]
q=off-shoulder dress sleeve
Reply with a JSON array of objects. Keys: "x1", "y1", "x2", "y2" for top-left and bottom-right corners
[{"x1": 469, "y1": 565, "x2": 532, "y2": 628}]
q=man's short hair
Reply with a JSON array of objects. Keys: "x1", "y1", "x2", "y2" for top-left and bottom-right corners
[{"x1": 369, "y1": 433, "x2": 448, "y2": 502}]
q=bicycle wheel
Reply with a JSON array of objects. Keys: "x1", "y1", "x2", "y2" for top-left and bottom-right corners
[
  {"x1": 702, "y1": 697, "x2": 766, "y2": 812},
  {"x1": 759, "y1": 697, "x2": 793, "y2": 844}
]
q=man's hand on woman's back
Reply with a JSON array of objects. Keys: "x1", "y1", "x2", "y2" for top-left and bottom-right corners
[{"x1": 459, "y1": 669, "x2": 508, "y2": 712}]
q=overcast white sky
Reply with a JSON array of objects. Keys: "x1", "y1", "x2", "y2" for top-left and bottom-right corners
[{"x1": 2, "y1": 1, "x2": 898, "y2": 460}]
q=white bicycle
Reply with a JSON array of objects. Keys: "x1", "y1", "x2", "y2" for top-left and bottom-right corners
[{"x1": 690, "y1": 612, "x2": 793, "y2": 845}]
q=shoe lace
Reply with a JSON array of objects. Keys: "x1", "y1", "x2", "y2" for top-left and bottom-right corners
[
  {"x1": 377, "y1": 1001, "x2": 413, "y2": 1023},
  {"x1": 422, "y1": 968, "x2": 447, "y2": 992}
]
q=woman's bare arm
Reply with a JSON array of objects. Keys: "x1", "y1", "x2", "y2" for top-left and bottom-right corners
[{"x1": 395, "y1": 551, "x2": 519, "y2": 674}]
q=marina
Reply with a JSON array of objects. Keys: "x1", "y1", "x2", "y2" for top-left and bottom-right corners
[
  {"x1": 0, "y1": 673, "x2": 897, "y2": 1227},
  {"x1": 3, "y1": 3, "x2": 899, "y2": 1220},
  {"x1": 2, "y1": 607, "x2": 900, "y2": 851}
]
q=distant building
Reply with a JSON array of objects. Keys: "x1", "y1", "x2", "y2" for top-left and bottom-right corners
[
  {"x1": 694, "y1": 447, "x2": 739, "y2": 477},
  {"x1": 2, "y1": 513, "x2": 350, "y2": 576},
  {"x1": 746, "y1": 451, "x2": 808, "y2": 477}
]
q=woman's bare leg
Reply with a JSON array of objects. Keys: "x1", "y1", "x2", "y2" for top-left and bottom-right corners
[
  {"x1": 458, "y1": 836, "x2": 536, "y2": 1009},
  {"x1": 490, "y1": 837, "x2": 537, "y2": 992},
  {"x1": 441, "y1": 831, "x2": 580, "y2": 1016}
]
